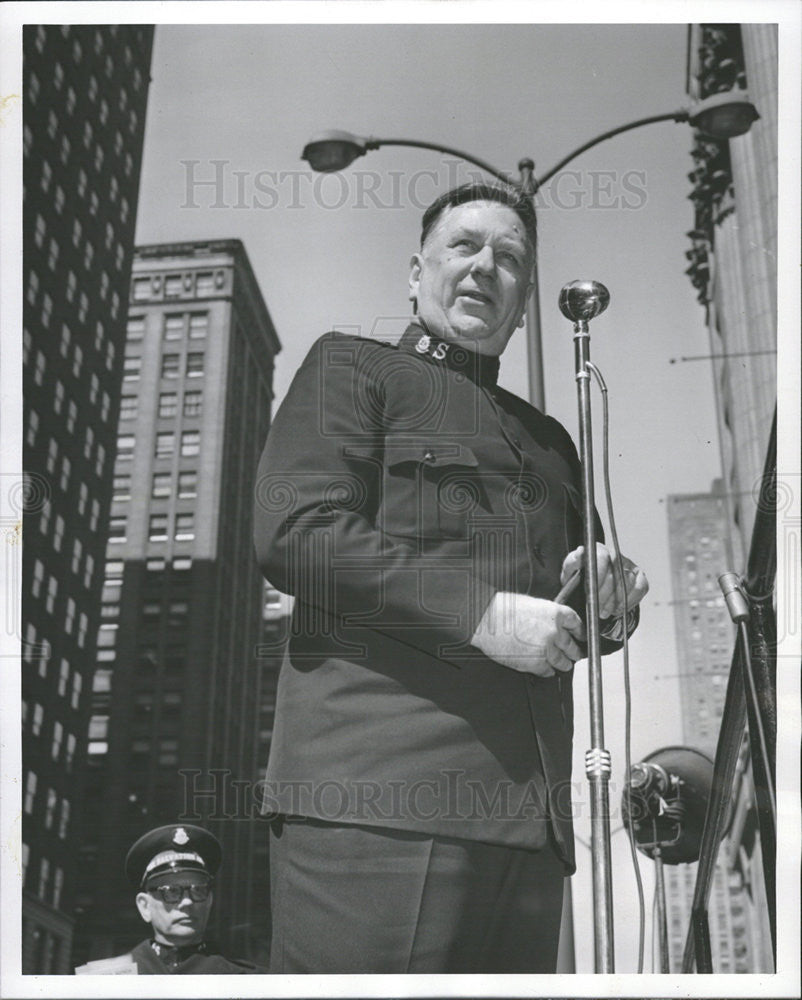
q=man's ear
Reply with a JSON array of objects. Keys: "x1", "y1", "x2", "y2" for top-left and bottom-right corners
[
  {"x1": 408, "y1": 253, "x2": 422, "y2": 303},
  {"x1": 135, "y1": 892, "x2": 153, "y2": 925}
]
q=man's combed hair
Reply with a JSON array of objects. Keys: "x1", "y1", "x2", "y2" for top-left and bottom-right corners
[{"x1": 420, "y1": 182, "x2": 537, "y2": 263}]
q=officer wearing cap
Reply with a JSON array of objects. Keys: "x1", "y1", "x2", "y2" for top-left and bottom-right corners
[{"x1": 75, "y1": 824, "x2": 264, "y2": 974}]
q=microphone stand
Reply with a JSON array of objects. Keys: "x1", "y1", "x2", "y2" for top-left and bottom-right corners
[{"x1": 559, "y1": 281, "x2": 615, "y2": 972}]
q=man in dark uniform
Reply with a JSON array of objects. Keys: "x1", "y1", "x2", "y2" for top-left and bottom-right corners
[
  {"x1": 75, "y1": 824, "x2": 264, "y2": 974},
  {"x1": 254, "y1": 182, "x2": 649, "y2": 973}
]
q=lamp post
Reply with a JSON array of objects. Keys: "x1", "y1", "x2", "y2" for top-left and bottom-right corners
[{"x1": 302, "y1": 88, "x2": 758, "y2": 413}]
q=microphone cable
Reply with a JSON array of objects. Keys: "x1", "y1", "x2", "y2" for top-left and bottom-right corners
[{"x1": 586, "y1": 360, "x2": 646, "y2": 974}]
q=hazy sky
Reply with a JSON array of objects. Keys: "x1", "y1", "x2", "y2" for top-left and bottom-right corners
[{"x1": 134, "y1": 18, "x2": 735, "y2": 972}]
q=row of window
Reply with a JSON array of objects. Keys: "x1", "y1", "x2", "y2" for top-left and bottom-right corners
[
  {"x1": 132, "y1": 271, "x2": 222, "y2": 302},
  {"x1": 32, "y1": 215, "x2": 127, "y2": 276},
  {"x1": 21, "y1": 843, "x2": 66, "y2": 911},
  {"x1": 113, "y1": 470, "x2": 198, "y2": 502},
  {"x1": 120, "y1": 390, "x2": 203, "y2": 423},
  {"x1": 109, "y1": 512, "x2": 196, "y2": 544},
  {"x1": 116, "y1": 430, "x2": 201, "y2": 463},
  {"x1": 124, "y1": 351, "x2": 205, "y2": 381},
  {"x1": 39, "y1": 494, "x2": 101, "y2": 578},
  {"x1": 128, "y1": 311, "x2": 209, "y2": 342},
  {"x1": 36, "y1": 426, "x2": 107, "y2": 486},
  {"x1": 25, "y1": 593, "x2": 89, "y2": 649}
]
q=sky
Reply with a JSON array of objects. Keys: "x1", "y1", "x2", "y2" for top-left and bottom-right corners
[{"x1": 130, "y1": 18, "x2": 733, "y2": 973}]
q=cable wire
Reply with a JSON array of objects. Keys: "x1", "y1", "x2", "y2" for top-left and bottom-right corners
[{"x1": 586, "y1": 360, "x2": 646, "y2": 973}]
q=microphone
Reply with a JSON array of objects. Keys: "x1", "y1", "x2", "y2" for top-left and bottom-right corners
[
  {"x1": 558, "y1": 280, "x2": 610, "y2": 324},
  {"x1": 718, "y1": 572, "x2": 750, "y2": 623}
]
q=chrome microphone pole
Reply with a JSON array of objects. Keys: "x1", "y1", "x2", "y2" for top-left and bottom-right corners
[{"x1": 559, "y1": 280, "x2": 615, "y2": 972}]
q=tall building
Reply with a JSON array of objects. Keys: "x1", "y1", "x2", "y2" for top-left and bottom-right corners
[
  {"x1": 662, "y1": 484, "x2": 772, "y2": 972},
  {"x1": 684, "y1": 24, "x2": 777, "y2": 563},
  {"x1": 21, "y1": 24, "x2": 154, "y2": 973},
  {"x1": 72, "y1": 239, "x2": 281, "y2": 966}
]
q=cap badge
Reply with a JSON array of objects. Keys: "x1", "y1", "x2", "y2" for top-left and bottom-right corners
[
  {"x1": 415, "y1": 334, "x2": 431, "y2": 354},
  {"x1": 172, "y1": 827, "x2": 189, "y2": 846}
]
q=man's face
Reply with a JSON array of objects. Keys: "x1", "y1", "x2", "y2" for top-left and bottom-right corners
[
  {"x1": 408, "y1": 200, "x2": 534, "y2": 356},
  {"x1": 135, "y1": 871, "x2": 213, "y2": 947}
]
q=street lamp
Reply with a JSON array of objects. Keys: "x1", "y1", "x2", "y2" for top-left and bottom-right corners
[{"x1": 301, "y1": 88, "x2": 758, "y2": 412}]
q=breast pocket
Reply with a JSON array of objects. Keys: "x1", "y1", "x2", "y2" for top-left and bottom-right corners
[{"x1": 381, "y1": 438, "x2": 481, "y2": 539}]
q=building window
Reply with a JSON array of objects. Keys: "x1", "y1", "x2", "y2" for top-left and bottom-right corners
[
  {"x1": 127, "y1": 315, "x2": 145, "y2": 341},
  {"x1": 142, "y1": 602, "x2": 162, "y2": 621},
  {"x1": 132, "y1": 277, "x2": 150, "y2": 301},
  {"x1": 186, "y1": 352, "x2": 204, "y2": 378},
  {"x1": 89, "y1": 372, "x2": 99, "y2": 404},
  {"x1": 34, "y1": 213, "x2": 46, "y2": 247},
  {"x1": 109, "y1": 517, "x2": 127, "y2": 543},
  {"x1": 175, "y1": 513, "x2": 195, "y2": 541},
  {"x1": 58, "y1": 799, "x2": 70, "y2": 839},
  {"x1": 101, "y1": 392, "x2": 111, "y2": 422},
  {"x1": 26, "y1": 409, "x2": 39, "y2": 447},
  {"x1": 53, "y1": 515, "x2": 64, "y2": 552},
  {"x1": 97, "y1": 624, "x2": 118, "y2": 649},
  {"x1": 155, "y1": 432, "x2": 174, "y2": 458},
  {"x1": 92, "y1": 669, "x2": 112, "y2": 693},
  {"x1": 113, "y1": 474, "x2": 132, "y2": 501},
  {"x1": 146, "y1": 558, "x2": 166, "y2": 573},
  {"x1": 45, "y1": 575, "x2": 58, "y2": 614},
  {"x1": 51, "y1": 721, "x2": 64, "y2": 761},
  {"x1": 158, "y1": 392, "x2": 178, "y2": 418},
  {"x1": 161, "y1": 354, "x2": 180, "y2": 379},
  {"x1": 38, "y1": 858, "x2": 50, "y2": 900},
  {"x1": 173, "y1": 557, "x2": 193, "y2": 571},
  {"x1": 32, "y1": 705, "x2": 44, "y2": 737},
  {"x1": 123, "y1": 356, "x2": 141, "y2": 381},
  {"x1": 84, "y1": 554, "x2": 94, "y2": 589},
  {"x1": 120, "y1": 396, "x2": 138, "y2": 421},
  {"x1": 73, "y1": 344, "x2": 83, "y2": 378},
  {"x1": 106, "y1": 341, "x2": 115, "y2": 371},
  {"x1": 34, "y1": 350, "x2": 46, "y2": 385},
  {"x1": 181, "y1": 430, "x2": 200, "y2": 457},
  {"x1": 65, "y1": 733, "x2": 76, "y2": 770},
  {"x1": 95, "y1": 443, "x2": 106, "y2": 477},
  {"x1": 45, "y1": 788, "x2": 58, "y2": 829},
  {"x1": 66, "y1": 400, "x2": 77, "y2": 433},
  {"x1": 59, "y1": 456, "x2": 71, "y2": 492},
  {"x1": 165, "y1": 275, "x2": 182, "y2": 298},
  {"x1": 46, "y1": 438, "x2": 58, "y2": 474},
  {"x1": 152, "y1": 472, "x2": 172, "y2": 498},
  {"x1": 116, "y1": 434, "x2": 135, "y2": 461},
  {"x1": 183, "y1": 391, "x2": 202, "y2": 417},
  {"x1": 90, "y1": 499, "x2": 100, "y2": 531},
  {"x1": 189, "y1": 313, "x2": 208, "y2": 339},
  {"x1": 25, "y1": 772, "x2": 38, "y2": 813},
  {"x1": 77, "y1": 613, "x2": 88, "y2": 648},
  {"x1": 53, "y1": 868, "x2": 64, "y2": 908},
  {"x1": 149, "y1": 514, "x2": 169, "y2": 541},
  {"x1": 71, "y1": 538, "x2": 83, "y2": 574},
  {"x1": 58, "y1": 659, "x2": 70, "y2": 696},
  {"x1": 168, "y1": 602, "x2": 189, "y2": 626},
  {"x1": 32, "y1": 559, "x2": 45, "y2": 598},
  {"x1": 39, "y1": 498, "x2": 51, "y2": 536},
  {"x1": 196, "y1": 272, "x2": 214, "y2": 295},
  {"x1": 164, "y1": 314, "x2": 184, "y2": 340}
]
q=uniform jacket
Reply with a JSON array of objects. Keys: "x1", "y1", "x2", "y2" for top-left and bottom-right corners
[
  {"x1": 75, "y1": 939, "x2": 264, "y2": 974},
  {"x1": 254, "y1": 323, "x2": 637, "y2": 872}
]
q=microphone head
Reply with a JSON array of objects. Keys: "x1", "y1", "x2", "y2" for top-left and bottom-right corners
[{"x1": 558, "y1": 280, "x2": 610, "y2": 323}]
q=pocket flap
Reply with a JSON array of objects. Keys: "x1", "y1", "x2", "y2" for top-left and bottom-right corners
[{"x1": 384, "y1": 438, "x2": 479, "y2": 470}]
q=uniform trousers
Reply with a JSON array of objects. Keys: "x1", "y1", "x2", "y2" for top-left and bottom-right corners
[{"x1": 268, "y1": 816, "x2": 565, "y2": 974}]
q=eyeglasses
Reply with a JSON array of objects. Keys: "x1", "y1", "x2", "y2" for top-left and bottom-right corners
[{"x1": 148, "y1": 882, "x2": 212, "y2": 904}]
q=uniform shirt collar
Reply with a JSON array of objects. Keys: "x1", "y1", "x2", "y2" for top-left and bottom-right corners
[
  {"x1": 150, "y1": 938, "x2": 208, "y2": 968},
  {"x1": 397, "y1": 322, "x2": 500, "y2": 388}
]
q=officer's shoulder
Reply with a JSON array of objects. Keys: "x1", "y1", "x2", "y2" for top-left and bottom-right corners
[
  {"x1": 495, "y1": 387, "x2": 579, "y2": 456},
  {"x1": 75, "y1": 953, "x2": 137, "y2": 975},
  {"x1": 312, "y1": 330, "x2": 396, "y2": 353}
]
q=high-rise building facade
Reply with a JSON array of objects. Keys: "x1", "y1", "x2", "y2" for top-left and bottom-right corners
[
  {"x1": 684, "y1": 24, "x2": 777, "y2": 563},
  {"x1": 663, "y1": 485, "x2": 771, "y2": 972},
  {"x1": 73, "y1": 239, "x2": 281, "y2": 966},
  {"x1": 21, "y1": 24, "x2": 154, "y2": 973}
]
